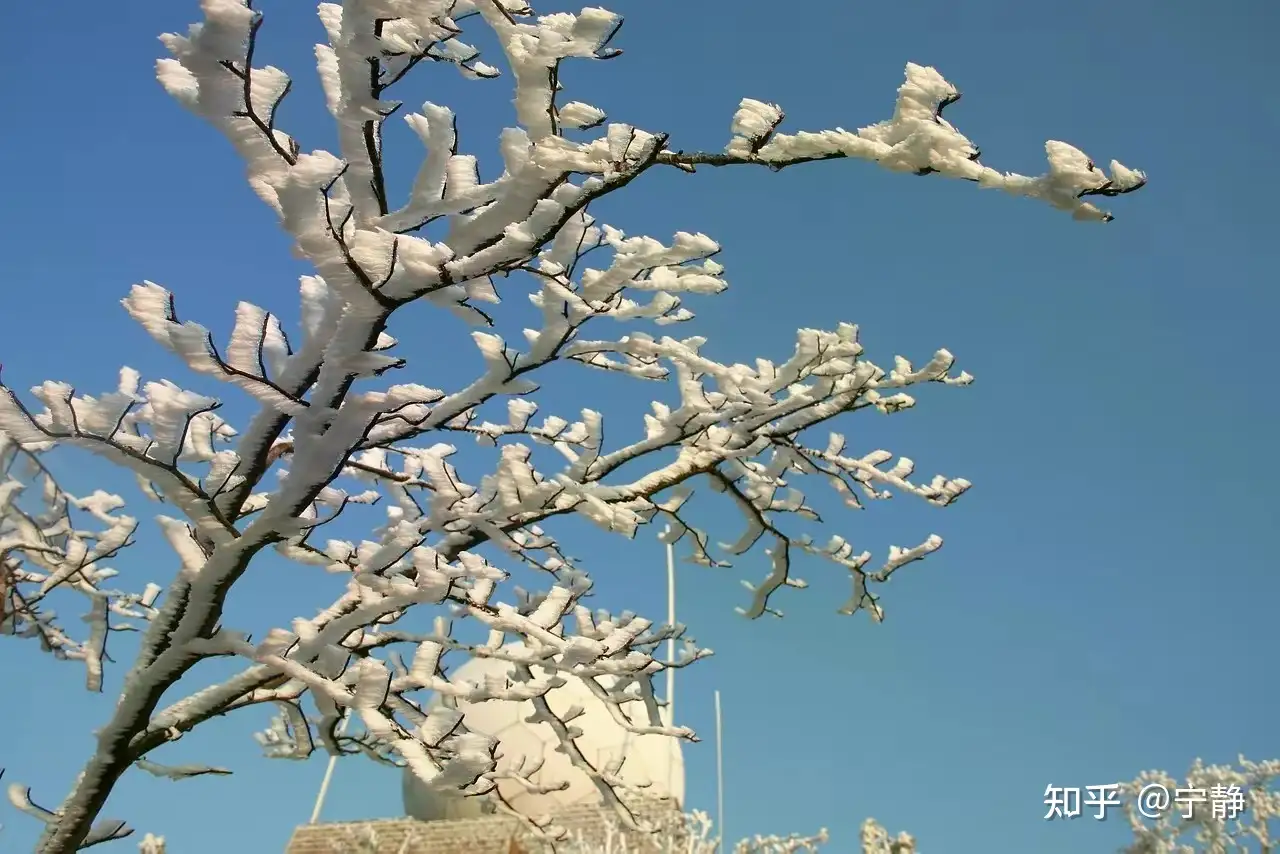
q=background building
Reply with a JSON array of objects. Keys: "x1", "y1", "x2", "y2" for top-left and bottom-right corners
[{"x1": 285, "y1": 648, "x2": 686, "y2": 853}]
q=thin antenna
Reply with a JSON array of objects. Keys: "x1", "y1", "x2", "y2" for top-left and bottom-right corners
[
  {"x1": 309, "y1": 709, "x2": 352, "y2": 824},
  {"x1": 664, "y1": 532, "x2": 677, "y2": 811},
  {"x1": 715, "y1": 690, "x2": 725, "y2": 853},
  {"x1": 665, "y1": 535, "x2": 676, "y2": 725}
]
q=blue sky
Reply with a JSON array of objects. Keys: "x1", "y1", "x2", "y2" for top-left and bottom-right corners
[{"x1": 1, "y1": 1, "x2": 1277, "y2": 852}]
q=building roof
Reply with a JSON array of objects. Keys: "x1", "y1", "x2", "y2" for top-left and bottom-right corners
[{"x1": 287, "y1": 795, "x2": 685, "y2": 854}]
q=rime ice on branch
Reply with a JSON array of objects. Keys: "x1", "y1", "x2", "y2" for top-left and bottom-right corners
[{"x1": 0, "y1": 1, "x2": 1145, "y2": 851}]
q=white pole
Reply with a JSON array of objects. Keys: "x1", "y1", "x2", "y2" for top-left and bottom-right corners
[
  {"x1": 715, "y1": 690, "x2": 725, "y2": 853},
  {"x1": 665, "y1": 538, "x2": 676, "y2": 726},
  {"x1": 309, "y1": 710, "x2": 352, "y2": 824},
  {"x1": 664, "y1": 534, "x2": 678, "y2": 854},
  {"x1": 664, "y1": 533, "x2": 678, "y2": 826}
]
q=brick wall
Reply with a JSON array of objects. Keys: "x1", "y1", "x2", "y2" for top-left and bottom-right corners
[{"x1": 285, "y1": 796, "x2": 684, "y2": 854}]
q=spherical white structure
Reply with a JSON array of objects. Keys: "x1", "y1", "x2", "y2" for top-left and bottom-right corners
[{"x1": 403, "y1": 646, "x2": 684, "y2": 820}]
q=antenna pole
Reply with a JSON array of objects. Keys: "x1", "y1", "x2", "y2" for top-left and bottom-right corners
[
  {"x1": 715, "y1": 690, "x2": 725, "y2": 853},
  {"x1": 665, "y1": 536, "x2": 676, "y2": 726},
  {"x1": 309, "y1": 709, "x2": 352, "y2": 824},
  {"x1": 664, "y1": 531, "x2": 679, "y2": 832},
  {"x1": 663, "y1": 532, "x2": 680, "y2": 854}
]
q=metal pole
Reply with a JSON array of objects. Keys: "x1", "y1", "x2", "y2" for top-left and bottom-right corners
[
  {"x1": 665, "y1": 533, "x2": 678, "y2": 844},
  {"x1": 715, "y1": 690, "x2": 725, "y2": 853},
  {"x1": 309, "y1": 710, "x2": 352, "y2": 824},
  {"x1": 665, "y1": 538, "x2": 676, "y2": 726}
]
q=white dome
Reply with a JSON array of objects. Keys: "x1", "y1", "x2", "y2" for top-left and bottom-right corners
[{"x1": 403, "y1": 646, "x2": 683, "y2": 820}]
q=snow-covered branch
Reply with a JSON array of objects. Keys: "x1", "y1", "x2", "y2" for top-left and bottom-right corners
[
  {"x1": 0, "y1": 431, "x2": 148, "y2": 692},
  {"x1": 1119, "y1": 757, "x2": 1280, "y2": 853},
  {"x1": 660, "y1": 64, "x2": 1146, "y2": 222}
]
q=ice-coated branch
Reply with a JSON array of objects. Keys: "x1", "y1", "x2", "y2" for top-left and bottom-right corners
[
  {"x1": 2, "y1": 1, "x2": 1150, "y2": 851},
  {"x1": 5, "y1": 780, "x2": 134, "y2": 849},
  {"x1": 535, "y1": 809, "x2": 829, "y2": 854},
  {"x1": 1118, "y1": 756, "x2": 1280, "y2": 853},
  {"x1": 0, "y1": 430, "x2": 150, "y2": 692},
  {"x1": 659, "y1": 63, "x2": 1146, "y2": 222},
  {"x1": 137, "y1": 835, "x2": 166, "y2": 854},
  {"x1": 859, "y1": 820, "x2": 916, "y2": 854}
]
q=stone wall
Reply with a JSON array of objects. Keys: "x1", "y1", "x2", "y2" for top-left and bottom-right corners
[{"x1": 285, "y1": 796, "x2": 684, "y2": 854}]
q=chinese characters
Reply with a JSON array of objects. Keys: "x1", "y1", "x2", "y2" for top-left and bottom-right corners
[{"x1": 1043, "y1": 783, "x2": 1247, "y2": 821}]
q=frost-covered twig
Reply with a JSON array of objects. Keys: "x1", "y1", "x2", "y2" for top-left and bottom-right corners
[
  {"x1": 859, "y1": 819, "x2": 916, "y2": 854},
  {"x1": 524, "y1": 808, "x2": 827, "y2": 853},
  {"x1": 657, "y1": 67, "x2": 1145, "y2": 222},
  {"x1": 1118, "y1": 757, "x2": 1280, "y2": 853},
  {"x1": 325, "y1": 823, "x2": 417, "y2": 854},
  {"x1": 0, "y1": 430, "x2": 148, "y2": 692}
]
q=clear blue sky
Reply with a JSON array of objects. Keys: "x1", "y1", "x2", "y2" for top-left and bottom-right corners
[{"x1": 1, "y1": 1, "x2": 1277, "y2": 852}]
